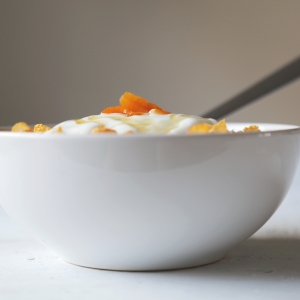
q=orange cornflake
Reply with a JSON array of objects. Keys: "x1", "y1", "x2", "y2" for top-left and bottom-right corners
[
  {"x1": 33, "y1": 124, "x2": 52, "y2": 133},
  {"x1": 188, "y1": 123, "x2": 212, "y2": 134},
  {"x1": 11, "y1": 122, "x2": 32, "y2": 132},
  {"x1": 188, "y1": 119, "x2": 229, "y2": 134},
  {"x1": 101, "y1": 92, "x2": 170, "y2": 116},
  {"x1": 210, "y1": 119, "x2": 228, "y2": 133},
  {"x1": 243, "y1": 125, "x2": 260, "y2": 132}
]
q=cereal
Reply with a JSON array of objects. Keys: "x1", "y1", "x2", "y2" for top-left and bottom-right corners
[
  {"x1": 188, "y1": 119, "x2": 229, "y2": 134},
  {"x1": 11, "y1": 122, "x2": 32, "y2": 132},
  {"x1": 188, "y1": 123, "x2": 212, "y2": 134},
  {"x1": 243, "y1": 125, "x2": 260, "y2": 132},
  {"x1": 55, "y1": 126, "x2": 63, "y2": 133},
  {"x1": 210, "y1": 119, "x2": 228, "y2": 133},
  {"x1": 11, "y1": 92, "x2": 260, "y2": 135},
  {"x1": 33, "y1": 124, "x2": 52, "y2": 133}
]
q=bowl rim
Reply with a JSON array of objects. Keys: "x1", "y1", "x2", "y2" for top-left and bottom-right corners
[{"x1": 0, "y1": 122, "x2": 300, "y2": 140}]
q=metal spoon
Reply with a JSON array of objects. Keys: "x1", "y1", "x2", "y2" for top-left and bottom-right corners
[{"x1": 201, "y1": 56, "x2": 300, "y2": 120}]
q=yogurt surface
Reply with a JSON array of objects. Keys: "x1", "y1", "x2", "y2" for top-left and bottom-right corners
[{"x1": 45, "y1": 110, "x2": 216, "y2": 135}]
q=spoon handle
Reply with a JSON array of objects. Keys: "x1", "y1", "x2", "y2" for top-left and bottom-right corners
[{"x1": 201, "y1": 56, "x2": 300, "y2": 120}]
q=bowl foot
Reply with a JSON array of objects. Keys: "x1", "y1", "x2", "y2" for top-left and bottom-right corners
[{"x1": 60, "y1": 254, "x2": 227, "y2": 272}]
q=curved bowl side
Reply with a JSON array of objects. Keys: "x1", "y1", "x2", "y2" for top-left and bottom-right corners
[{"x1": 0, "y1": 129, "x2": 299, "y2": 270}]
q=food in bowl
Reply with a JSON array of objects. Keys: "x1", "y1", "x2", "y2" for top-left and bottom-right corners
[
  {"x1": 1, "y1": 93, "x2": 299, "y2": 271},
  {"x1": 11, "y1": 92, "x2": 260, "y2": 135}
]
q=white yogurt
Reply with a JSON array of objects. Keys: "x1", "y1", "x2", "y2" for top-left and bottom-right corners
[{"x1": 45, "y1": 110, "x2": 216, "y2": 135}]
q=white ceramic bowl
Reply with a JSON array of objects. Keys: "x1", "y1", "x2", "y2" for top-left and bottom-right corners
[{"x1": 0, "y1": 123, "x2": 299, "y2": 271}]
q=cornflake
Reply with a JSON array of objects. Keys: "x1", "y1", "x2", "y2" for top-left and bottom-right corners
[{"x1": 33, "y1": 124, "x2": 52, "y2": 133}]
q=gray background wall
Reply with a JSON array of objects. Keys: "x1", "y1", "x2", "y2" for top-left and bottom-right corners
[{"x1": 1, "y1": 0, "x2": 300, "y2": 126}]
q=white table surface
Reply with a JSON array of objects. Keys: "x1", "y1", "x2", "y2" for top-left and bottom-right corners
[{"x1": 1, "y1": 169, "x2": 300, "y2": 300}]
